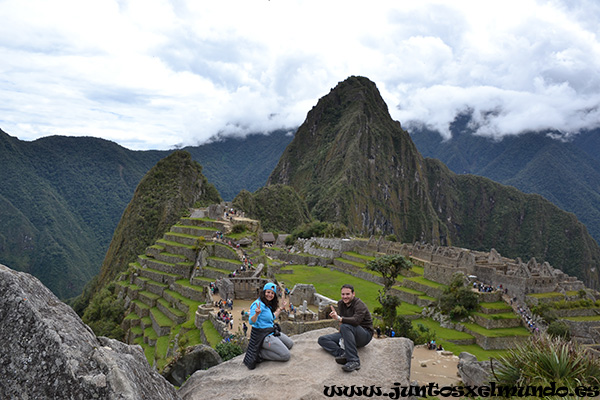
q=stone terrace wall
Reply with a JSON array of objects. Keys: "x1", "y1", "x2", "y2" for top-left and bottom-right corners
[{"x1": 424, "y1": 264, "x2": 468, "y2": 286}]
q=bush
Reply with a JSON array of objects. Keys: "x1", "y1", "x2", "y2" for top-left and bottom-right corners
[
  {"x1": 494, "y1": 335, "x2": 600, "y2": 391},
  {"x1": 438, "y1": 274, "x2": 478, "y2": 319},
  {"x1": 547, "y1": 321, "x2": 571, "y2": 340},
  {"x1": 231, "y1": 224, "x2": 246, "y2": 234},
  {"x1": 216, "y1": 342, "x2": 243, "y2": 361},
  {"x1": 385, "y1": 234, "x2": 398, "y2": 242}
]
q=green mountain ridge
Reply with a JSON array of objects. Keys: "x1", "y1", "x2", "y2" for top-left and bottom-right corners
[
  {"x1": 409, "y1": 117, "x2": 600, "y2": 245},
  {"x1": 264, "y1": 76, "x2": 600, "y2": 289},
  {"x1": 0, "y1": 129, "x2": 291, "y2": 299},
  {"x1": 73, "y1": 150, "x2": 221, "y2": 314}
]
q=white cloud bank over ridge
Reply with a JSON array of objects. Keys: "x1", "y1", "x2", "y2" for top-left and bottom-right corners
[{"x1": 0, "y1": 0, "x2": 599, "y2": 149}]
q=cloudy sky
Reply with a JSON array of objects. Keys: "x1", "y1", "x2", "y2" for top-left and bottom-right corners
[{"x1": 1, "y1": 0, "x2": 599, "y2": 150}]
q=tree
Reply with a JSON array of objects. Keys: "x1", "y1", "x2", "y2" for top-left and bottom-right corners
[
  {"x1": 366, "y1": 254, "x2": 411, "y2": 292},
  {"x1": 366, "y1": 254, "x2": 411, "y2": 328},
  {"x1": 438, "y1": 273, "x2": 479, "y2": 319}
]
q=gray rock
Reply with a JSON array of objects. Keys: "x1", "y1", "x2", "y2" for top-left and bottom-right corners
[
  {"x1": 457, "y1": 351, "x2": 493, "y2": 387},
  {"x1": 178, "y1": 328, "x2": 414, "y2": 400},
  {"x1": 163, "y1": 344, "x2": 222, "y2": 387},
  {"x1": 0, "y1": 264, "x2": 180, "y2": 400}
]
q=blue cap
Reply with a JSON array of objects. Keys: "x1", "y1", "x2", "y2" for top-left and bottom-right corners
[{"x1": 263, "y1": 282, "x2": 277, "y2": 293}]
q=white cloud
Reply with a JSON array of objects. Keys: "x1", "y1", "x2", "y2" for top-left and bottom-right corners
[{"x1": 0, "y1": 0, "x2": 599, "y2": 149}]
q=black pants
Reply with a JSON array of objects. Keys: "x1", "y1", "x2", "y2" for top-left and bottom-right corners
[{"x1": 318, "y1": 324, "x2": 372, "y2": 363}]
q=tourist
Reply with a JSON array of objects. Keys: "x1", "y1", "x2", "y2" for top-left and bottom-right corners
[
  {"x1": 243, "y1": 282, "x2": 293, "y2": 369},
  {"x1": 317, "y1": 284, "x2": 374, "y2": 372}
]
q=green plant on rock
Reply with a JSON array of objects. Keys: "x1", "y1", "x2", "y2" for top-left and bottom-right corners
[
  {"x1": 493, "y1": 335, "x2": 600, "y2": 392},
  {"x1": 216, "y1": 341, "x2": 243, "y2": 361}
]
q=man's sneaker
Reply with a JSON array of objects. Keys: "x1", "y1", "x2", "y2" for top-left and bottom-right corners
[
  {"x1": 335, "y1": 354, "x2": 347, "y2": 365},
  {"x1": 342, "y1": 361, "x2": 361, "y2": 372}
]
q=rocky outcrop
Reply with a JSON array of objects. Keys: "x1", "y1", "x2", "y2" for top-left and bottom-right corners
[
  {"x1": 0, "y1": 264, "x2": 179, "y2": 400},
  {"x1": 178, "y1": 328, "x2": 414, "y2": 400},
  {"x1": 457, "y1": 352, "x2": 493, "y2": 387},
  {"x1": 162, "y1": 344, "x2": 222, "y2": 387}
]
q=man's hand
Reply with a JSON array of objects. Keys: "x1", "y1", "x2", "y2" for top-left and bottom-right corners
[{"x1": 329, "y1": 305, "x2": 339, "y2": 320}]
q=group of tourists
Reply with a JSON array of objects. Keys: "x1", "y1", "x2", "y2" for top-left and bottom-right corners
[{"x1": 242, "y1": 283, "x2": 373, "y2": 372}]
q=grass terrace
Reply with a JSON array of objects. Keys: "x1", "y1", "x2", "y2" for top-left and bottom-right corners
[
  {"x1": 343, "y1": 251, "x2": 376, "y2": 261},
  {"x1": 406, "y1": 276, "x2": 447, "y2": 289},
  {"x1": 411, "y1": 318, "x2": 508, "y2": 360},
  {"x1": 463, "y1": 323, "x2": 531, "y2": 337},
  {"x1": 480, "y1": 301, "x2": 513, "y2": 311},
  {"x1": 203, "y1": 320, "x2": 223, "y2": 347},
  {"x1": 527, "y1": 292, "x2": 564, "y2": 299},
  {"x1": 275, "y1": 264, "x2": 382, "y2": 310},
  {"x1": 473, "y1": 312, "x2": 520, "y2": 320}
]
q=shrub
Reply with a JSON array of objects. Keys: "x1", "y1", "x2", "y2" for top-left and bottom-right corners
[
  {"x1": 547, "y1": 321, "x2": 571, "y2": 340},
  {"x1": 494, "y1": 335, "x2": 600, "y2": 391},
  {"x1": 231, "y1": 224, "x2": 246, "y2": 234},
  {"x1": 216, "y1": 342, "x2": 243, "y2": 361},
  {"x1": 385, "y1": 234, "x2": 398, "y2": 242},
  {"x1": 438, "y1": 274, "x2": 478, "y2": 319}
]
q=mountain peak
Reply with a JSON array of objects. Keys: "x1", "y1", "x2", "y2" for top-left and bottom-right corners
[{"x1": 267, "y1": 75, "x2": 437, "y2": 237}]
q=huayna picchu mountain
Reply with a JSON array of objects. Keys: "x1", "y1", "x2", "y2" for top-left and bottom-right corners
[{"x1": 265, "y1": 76, "x2": 600, "y2": 289}]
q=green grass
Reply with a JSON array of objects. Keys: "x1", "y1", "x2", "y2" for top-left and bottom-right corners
[
  {"x1": 124, "y1": 312, "x2": 140, "y2": 320},
  {"x1": 183, "y1": 328, "x2": 203, "y2": 347},
  {"x1": 395, "y1": 286, "x2": 425, "y2": 295},
  {"x1": 411, "y1": 318, "x2": 474, "y2": 340},
  {"x1": 406, "y1": 276, "x2": 447, "y2": 289},
  {"x1": 473, "y1": 312, "x2": 519, "y2": 320},
  {"x1": 150, "y1": 307, "x2": 174, "y2": 327},
  {"x1": 527, "y1": 292, "x2": 564, "y2": 299},
  {"x1": 156, "y1": 239, "x2": 195, "y2": 250},
  {"x1": 442, "y1": 342, "x2": 508, "y2": 361},
  {"x1": 141, "y1": 341, "x2": 155, "y2": 362},
  {"x1": 563, "y1": 315, "x2": 600, "y2": 321},
  {"x1": 275, "y1": 265, "x2": 383, "y2": 311},
  {"x1": 410, "y1": 265, "x2": 424, "y2": 275},
  {"x1": 203, "y1": 320, "x2": 223, "y2": 347},
  {"x1": 139, "y1": 290, "x2": 161, "y2": 301},
  {"x1": 343, "y1": 251, "x2": 376, "y2": 261},
  {"x1": 397, "y1": 302, "x2": 424, "y2": 316},
  {"x1": 157, "y1": 298, "x2": 187, "y2": 318},
  {"x1": 144, "y1": 326, "x2": 158, "y2": 340},
  {"x1": 155, "y1": 335, "x2": 170, "y2": 360},
  {"x1": 411, "y1": 318, "x2": 508, "y2": 360},
  {"x1": 480, "y1": 301, "x2": 512, "y2": 310},
  {"x1": 334, "y1": 257, "x2": 365, "y2": 268},
  {"x1": 207, "y1": 256, "x2": 242, "y2": 264},
  {"x1": 463, "y1": 323, "x2": 531, "y2": 337},
  {"x1": 130, "y1": 326, "x2": 143, "y2": 335}
]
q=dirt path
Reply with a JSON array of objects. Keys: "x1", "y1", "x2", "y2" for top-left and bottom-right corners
[{"x1": 409, "y1": 344, "x2": 460, "y2": 386}]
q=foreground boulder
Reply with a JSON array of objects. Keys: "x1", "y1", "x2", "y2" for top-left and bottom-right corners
[
  {"x1": 178, "y1": 328, "x2": 414, "y2": 400},
  {"x1": 0, "y1": 264, "x2": 179, "y2": 400},
  {"x1": 457, "y1": 352, "x2": 493, "y2": 387}
]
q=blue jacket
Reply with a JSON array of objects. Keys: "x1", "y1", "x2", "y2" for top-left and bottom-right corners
[{"x1": 249, "y1": 298, "x2": 275, "y2": 329}]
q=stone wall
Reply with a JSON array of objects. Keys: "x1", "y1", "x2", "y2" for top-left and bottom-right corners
[
  {"x1": 279, "y1": 319, "x2": 339, "y2": 336},
  {"x1": 264, "y1": 248, "x2": 331, "y2": 266},
  {"x1": 231, "y1": 277, "x2": 269, "y2": 300},
  {"x1": 472, "y1": 314, "x2": 522, "y2": 329}
]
